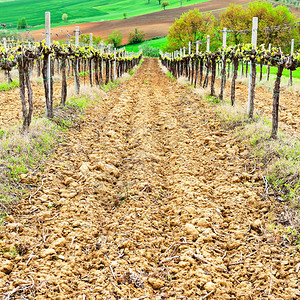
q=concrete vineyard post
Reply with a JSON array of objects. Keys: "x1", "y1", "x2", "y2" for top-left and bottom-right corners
[
  {"x1": 247, "y1": 17, "x2": 258, "y2": 118},
  {"x1": 114, "y1": 48, "x2": 117, "y2": 81},
  {"x1": 206, "y1": 35, "x2": 210, "y2": 52},
  {"x1": 90, "y1": 33, "x2": 93, "y2": 86},
  {"x1": 45, "y1": 12, "x2": 51, "y2": 117},
  {"x1": 267, "y1": 44, "x2": 271, "y2": 81},
  {"x1": 289, "y1": 39, "x2": 294, "y2": 86}
]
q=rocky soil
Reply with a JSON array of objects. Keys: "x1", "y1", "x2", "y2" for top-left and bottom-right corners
[{"x1": 0, "y1": 58, "x2": 299, "y2": 299}]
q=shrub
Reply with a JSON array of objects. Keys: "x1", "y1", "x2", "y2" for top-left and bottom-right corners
[
  {"x1": 62, "y1": 13, "x2": 68, "y2": 22},
  {"x1": 128, "y1": 28, "x2": 145, "y2": 45},
  {"x1": 107, "y1": 30, "x2": 123, "y2": 47},
  {"x1": 139, "y1": 42, "x2": 159, "y2": 57}
]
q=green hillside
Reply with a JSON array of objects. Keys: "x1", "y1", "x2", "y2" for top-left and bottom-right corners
[{"x1": 0, "y1": 0, "x2": 210, "y2": 28}]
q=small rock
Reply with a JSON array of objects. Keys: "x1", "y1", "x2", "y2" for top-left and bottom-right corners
[
  {"x1": 184, "y1": 223, "x2": 199, "y2": 240},
  {"x1": 226, "y1": 241, "x2": 241, "y2": 250},
  {"x1": 58, "y1": 255, "x2": 65, "y2": 260},
  {"x1": 204, "y1": 282, "x2": 216, "y2": 292},
  {"x1": 51, "y1": 237, "x2": 66, "y2": 248},
  {"x1": 39, "y1": 194, "x2": 49, "y2": 202},
  {"x1": 5, "y1": 215, "x2": 14, "y2": 223},
  {"x1": 60, "y1": 192, "x2": 77, "y2": 198},
  {"x1": 79, "y1": 162, "x2": 91, "y2": 174},
  {"x1": 0, "y1": 260, "x2": 13, "y2": 274},
  {"x1": 64, "y1": 177, "x2": 74, "y2": 186},
  {"x1": 251, "y1": 219, "x2": 262, "y2": 233},
  {"x1": 40, "y1": 248, "x2": 56, "y2": 258},
  {"x1": 148, "y1": 277, "x2": 165, "y2": 289},
  {"x1": 195, "y1": 218, "x2": 210, "y2": 228},
  {"x1": 95, "y1": 162, "x2": 120, "y2": 177},
  {"x1": 6, "y1": 223, "x2": 23, "y2": 232}
]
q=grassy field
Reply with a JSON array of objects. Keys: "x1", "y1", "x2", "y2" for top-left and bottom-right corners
[
  {"x1": 257, "y1": 64, "x2": 300, "y2": 80},
  {"x1": 125, "y1": 37, "x2": 167, "y2": 53},
  {"x1": 0, "y1": 0, "x2": 209, "y2": 28}
]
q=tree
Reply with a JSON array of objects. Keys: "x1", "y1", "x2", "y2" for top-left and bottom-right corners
[
  {"x1": 107, "y1": 30, "x2": 123, "y2": 47},
  {"x1": 62, "y1": 13, "x2": 68, "y2": 22},
  {"x1": 17, "y1": 17, "x2": 27, "y2": 29},
  {"x1": 161, "y1": 1, "x2": 170, "y2": 10},
  {"x1": 165, "y1": 9, "x2": 218, "y2": 52},
  {"x1": 128, "y1": 27, "x2": 145, "y2": 44},
  {"x1": 220, "y1": 0, "x2": 299, "y2": 52},
  {"x1": 123, "y1": 12, "x2": 127, "y2": 19},
  {"x1": 158, "y1": 0, "x2": 162, "y2": 4}
]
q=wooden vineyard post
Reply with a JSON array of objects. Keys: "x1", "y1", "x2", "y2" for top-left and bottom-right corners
[
  {"x1": 45, "y1": 12, "x2": 53, "y2": 118},
  {"x1": 231, "y1": 50, "x2": 239, "y2": 106},
  {"x1": 3, "y1": 38, "x2": 12, "y2": 84},
  {"x1": 267, "y1": 44, "x2": 271, "y2": 81},
  {"x1": 219, "y1": 27, "x2": 227, "y2": 101},
  {"x1": 99, "y1": 41, "x2": 104, "y2": 85},
  {"x1": 271, "y1": 62, "x2": 284, "y2": 139},
  {"x1": 17, "y1": 49, "x2": 33, "y2": 132},
  {"x1": 90, "y1": 33, "x2": 93, "y2": 87},
  {"x1": 61, "y1": 54, "x2": 67, "y2": 106},
  {"x1": 247, "y1": 17, "x2": 258, "y2": 119},
  {"x1": 289, "y1": 39, "x2": 294, "y2": 86},
  {"x1": 74, "y1": 26, "x2": 80, "y2": 94},
  {"x1": 259, "y1": 45, "x2": 264, "y2": 81}
]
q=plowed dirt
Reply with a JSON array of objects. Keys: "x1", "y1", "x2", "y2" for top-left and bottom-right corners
[{"x1": 0, "y1": 58, "x2": 299, "y2": 299}]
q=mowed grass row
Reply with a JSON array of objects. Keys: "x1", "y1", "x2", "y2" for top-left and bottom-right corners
[{"x1": 0, "y1": 0, "x2": 209, "y2": 28}]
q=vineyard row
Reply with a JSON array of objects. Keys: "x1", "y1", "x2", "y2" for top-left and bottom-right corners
[
  {"x1": 159, "y1": 18, "x2": 300, "y2": 139},
  {"x1": 0, "y1": 40, "x2": 142, "y2": 131}
]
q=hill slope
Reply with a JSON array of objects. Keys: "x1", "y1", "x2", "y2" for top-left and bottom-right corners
[
  {"x1": 0, "y1": 0, "x2": 209, "y2": 28},
  {"x1": 30, "y1": 0, "x2": 250, "y2": 43}
]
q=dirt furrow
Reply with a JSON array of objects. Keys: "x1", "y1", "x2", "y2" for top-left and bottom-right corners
[{"x1": 0, "y1": 58, "x2": 299, "y2": 299}]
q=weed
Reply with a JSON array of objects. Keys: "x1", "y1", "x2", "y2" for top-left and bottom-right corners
[
  {"x1": 101, "y1": 81, "x2": 119, "y2": 91},
  {"x1": 78, "y1": 71, "x2": 89, "y2": 77},
  {"x1": 166, "y1": 72, "x2": 175, "y2": 81},
  {"x1": 0, "y1": 118, "x2": 60, "y2": 212},
  {"x1": 0, "y1": 80, "x2": 19, "y2": 91},
  {"x1": 207, "y1": 95, "x2": 220, "y2": 104},
  {"x1": 1, "y1": 246, "x2": 19, "y2": 257},
  {"x1": 67, "y1": 95, "x2": 90, "y2": 110}
]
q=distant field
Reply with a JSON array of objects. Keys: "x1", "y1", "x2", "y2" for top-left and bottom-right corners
[
  {"x1": 125, "y1": 37, "x2": 167, "y2": 53},
  {"x1": 0, "y1": 0, "x2": 210, "y2": 28}
]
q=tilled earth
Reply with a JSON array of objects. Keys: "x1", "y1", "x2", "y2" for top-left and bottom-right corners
[{"x1": 0, "y1": 58, "x2": 299, "y2": 299}]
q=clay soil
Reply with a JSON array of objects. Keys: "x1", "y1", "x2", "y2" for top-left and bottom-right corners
[
  {"x1": 30, "y1": 0, "x2": 250, "y2": 43},
  {"x1": 0, "y1": 58, "x2": 299, "y2": 299}
]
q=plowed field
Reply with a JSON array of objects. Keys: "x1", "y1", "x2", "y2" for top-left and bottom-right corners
[{"x1": 0, "y1": 58, "x2": 299, "y2": 299}]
